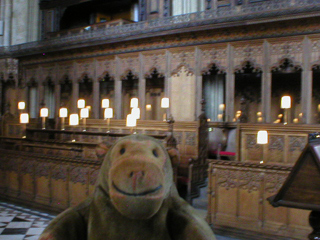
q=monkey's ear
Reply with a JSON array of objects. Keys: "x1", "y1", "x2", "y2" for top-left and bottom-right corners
[
  {"x1": 167, "y1": 147, "x2": 180, "y2": 168},
  {"x1": 96, "y1": 141, "x2": 112, "y2": 161}
]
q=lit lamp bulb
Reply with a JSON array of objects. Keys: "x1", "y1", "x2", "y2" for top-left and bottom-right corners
[
  {"x1": 104, "y1": 108, "x2": 113, "y2": 133},
  {"x1": 161, "y1": 98, "x2": 169, "y2": 108},
  {"x1": 59, "y1": 108, "x2": 68, "y2": 130},
  {"x1": 20, "y1": 113, "x2": 29, "y2": 124},
  {"x1": 281, "y1": 96, "x2": 291, "y2": 125},
  {"x1": 18, "y1": 102, "x2": 25, "y2": 110},
  {"x1": 77, "y1": 99, "x2": 85, "y2": 109},
  {"x1": 126, "y1": 114, "x2": 137, "y2": 134},
  {"x1": 130, "y1": 98, "x2": 138, "y2": 108},
  {"x1": 40, "y1": 108, "x2": 49, "y2": 130},
  {"x1": 69, "y1": 114, "x2": 79, "y2": 126},
  {"x1": 146, "y1": 104, "x2": 152, "y2": 111},
  {"x1": 80, "y1": 108, "x2": 89, "y2": 132},
  {"x1": 102, "y1": 99, "x2": 109, "y2": 108},
  {"x1": 161, "y1": 97, "x2": 169, "y2": 121},
  {"x1": 257, "y1": 130, "x2": 268, "y2": 144},
  {"x1": 131, "y1": 107, "x2": 140, "y2": 120},
  {"x1": 257, "y1": 130, "x2": 268, "y2": 164},
  {"x1": 281, "y1": 96, "x2": 291, "y2": 109},
  {"x1": 20, "y1": 113, "x2": 29, "y2": 139}
]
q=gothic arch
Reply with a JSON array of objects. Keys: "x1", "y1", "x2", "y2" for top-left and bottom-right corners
[
  {"x1": 271, "y1": 58, "x2": 302, "y2": 73},
  {"x1": 171, "y1": 64, "x2": 194, "y2": 77},
  {"x1": 121, "y1": 70, "x2": 139, "y2": 81},
  {"x1": 145, "y1": 68, "x2": 164, "y2": 79},
  {"x1": 202, "y1": 63, "x2": 226, "y2": 75},
  {"x1": 235, "y1": 61, "x2": 262, "y2": 74},
  {"x1": 98, "y1": 71, "x2": 115, "y2": 82}
]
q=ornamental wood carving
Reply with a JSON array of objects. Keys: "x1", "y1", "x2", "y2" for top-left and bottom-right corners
[
  {"x1": 270, "y1": 41, "x2": 303, "y2": 67},
  {"x1": 201, "y1": 47, "x2": 227, "y2": 73},
  {"x1": 171, "y1": 51, "x2": 195, "y2": 75},
  {"x1": 70, "y1": 166, "x2": 88, "y2": 185},
  {"x1": 143, "y1": 53, "x2": 166, "y2": 76}
]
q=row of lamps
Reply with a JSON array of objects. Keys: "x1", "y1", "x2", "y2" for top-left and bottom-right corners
[{"x1": 18, "y1": 97, "x2": 170, "y2": 135}]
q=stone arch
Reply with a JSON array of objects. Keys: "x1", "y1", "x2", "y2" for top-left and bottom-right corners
[
  {"x1": 171, "y1": 64, "x2": 194, "y2": 77},
  {"x1": 202, "y1": 63, "x2": 226, "y2": 75},
  {"x1": 145, "y1": 67, "x2": 165, "y2": 79},
  {"x1": 98, "y1": 71, "x2": 115, "y2": 82},
  {"x1": 234, "y1": 60, "x2": 262, "y2": 74},
  {"x1": 271, "y1": 58, "x2": 302, "y2": 73}
]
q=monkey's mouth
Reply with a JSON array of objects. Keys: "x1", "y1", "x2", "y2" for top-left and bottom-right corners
[{"x1": 112, "y1": 182, "x2": 162, "y2": 197}]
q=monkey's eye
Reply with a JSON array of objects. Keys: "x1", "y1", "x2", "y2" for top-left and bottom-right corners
[
  {"x1": 152, "y1": 149, "x2": 158, "y2": 157},
  {"x1": 120, "y1": 148, "x2": 126, "y2": 155}
]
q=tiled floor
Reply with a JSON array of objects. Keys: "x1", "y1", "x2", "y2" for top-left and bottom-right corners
[
  {"x1": 0, "y1": 201, "x2": 55, "y2": 240},
  {"x1": 0, "y1": 200, "x2": 239, "y2": 240}
]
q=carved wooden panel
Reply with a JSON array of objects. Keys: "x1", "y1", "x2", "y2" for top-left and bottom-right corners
[
  {"x1": 118, "y1": 55, "x2": 140, "y2": 78},
  {"x1": 201, "y1": 46, "x2": 227, "y2": 73},
  {"x1": 287, "y1": 135, "x2": 307, "y2": 164},
  {"x1": 96, "y1": 56, "x2": 116, "y2": 80},
  {"x1": 143, "y1": 52, "x2": 166, "y2": 76},
  {"x1": 266, "y1": 135, "x2": 285, "y2": 163},
  {"x1": 233, "y1": 43, "x2": 263, "y2": 71},
  {"x1": 75, "y1": 59, "x2": 95, "y2": 81},
  {"x1": 208, "y1": 161, "x2": 310, "y2": 239},
  {"x1": 171, "y1": 50, "x2": 195, "y2": 75},
  {"x1": 270, "y1": 40, "x2": 303, "y2": 69},
  {"x1": 58, "y1": 61, "x2": 74, "y2": 82}
]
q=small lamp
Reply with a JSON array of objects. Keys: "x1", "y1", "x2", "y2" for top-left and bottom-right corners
[
  {"x1": 257, "y1": 130, "x2": 268, "y2": 164},
  {"x1": 18, "y1": 102, "x2": 25, "y2": 110},
  {"x1": 77, "y1": 99, "x2": 85, "y2": 109},
  {"x1": 131, "y1": 107, "x2": 140, "y2": 120},
  {"x1": 126, "y1": 114, "x2": 137, "y2": 134},
  {"x1": 40, "y1": 108, "x2": 49, "y2": 129},
  {"x1": 59, "y1": 108, "x2": 68, "y2": 130},
  {"x1": 130, "y1": 98, "x2": 138, "y2": 108},
  {"x1": 281, "y1": 96, "x2": 291, "y2": 125},
  {"x1": 146, "y1": 104, "x2": 152, "y2": 111},
  {"x1": 102, "y1": 99, "x2": 110, "y2": 108},
  {"x1": 161, "y1": 97, "x2": 170, "y2": 121},
  {"x1": 80, "y1": 108, "x2": 89, "y2": 131},
  {"x1": 20, "y1": 113, "x2": 29, "y2": 138},
  {"x1": 69, "y1": 114, "x2": 79, "y2": 126},
  {"x1": 104, "y1": 107, "x2": 113, "y2": 133}
]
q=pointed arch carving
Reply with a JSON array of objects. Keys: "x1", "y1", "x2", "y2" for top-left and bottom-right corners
[
  {"x1": 98, "y1": 71, "x2": 115, "y2": 82},
  {"x1": 271, "y1": 58, "x2": 302, "y2": 73},
  {"x1": 43, "y1": 76, "x2": 54, "y2": 86},
  {"x1": 121, "y1": 70, "x2": 139, "y2": 81},
  {"x1": 171, "y1": 64, "x2": 194, "y2": 77},
  {"x1": 78, "y1": 73, "x2": 92, "y2": 83},
  {"x1": 27, "y1": 78, "x2": 38, "y2": 88},
  {"x1": 235, "y1": 61, "x2": 262, "y2": 74},
  {"x1": 145, "y1": 68, "x2": 164, "y2": 79},
  {"x1": 202, "y1": 63, "x2": 226, "y2": 75}
]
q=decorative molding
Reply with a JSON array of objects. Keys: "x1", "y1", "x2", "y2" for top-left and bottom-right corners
[
  {"x1": 35, "y1": 162, "x2": 50, "y2": 178},
  {"x1": 70, "y1": 166, "x2": 88, "y2": 185},
  {"x1": 289, "y1": 136, "x2": 307, "y2": 152},
  {"x1": 217, "y1": 169, "x2": 238, "y2": 189},
  {"x1": 269, "y1": 135, "x2": 284, "y2": 151}
]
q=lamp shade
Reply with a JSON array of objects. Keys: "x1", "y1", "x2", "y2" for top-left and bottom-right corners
[
  {"x1": 219, "y1": 104, "x2": 225, "y2": 111},
  {"x1": 126, "y1": 114, "x2": 136, "y2": 127},
  {"x1": 80, "y1": 108, "x2": 89, "y2": 118},
  {"x1": 146, "y1": 104, "x2": 152, "y2": 111},
  {"x1": 281, "y1": 96, "x2": 291, "y2": 109},
  {"x1": 40, "y1": 108, "x2": 49, "y2": 117},
  {"x1": 161, "y1": 98, "x2": 169, "y2": 108},
  {"x1": 102, "y1": 99, "x2": 110, "y2": 108},
  {"x1": 257, "y1": 130, "x2": 268, "y2": 144},
  {"x1": 104, "y1": 108, "x2": 113, "y2": 119},
  {"x1": 130, "y1": 98, "x2": 138, "y2": 108},
  {"x1": 77, "y1": 99, "x2": 85, "y2": 109},
  {"x1": 20, "y1": 113, "x2": 29, "y2": 124},
  {"x1": 131, "y1": 107, "x2": 140, "y2": 119},
  {"x1": 59, "y1": 108, "x2": 68, "y2": 118},
  {"x1": 69, "y1": 114, "x2": 79, "y2": 125},
  {"x1": 18, "y1": 102, "x2": 25, "y2": 110}
]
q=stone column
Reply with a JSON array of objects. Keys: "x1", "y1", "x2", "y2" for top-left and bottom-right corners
[
  {"x1": 165, "y1": 50, "x2": 172, "y2": 117},
  {"x1": 92, "y1": 80, "x2": 100, "y2": 119},
  {"x1": 3, "y1": 0, "x2": 12, "y2": 46},
  {"x1": 72, "y1": 82, "x2": 79, "y2": 114},
  {"x1": 195, "y1": 47, "x2": 203, "y2": 119},
  {"x1": 115, "y1": 56, "x2": 122, "y2": 119},
  {"x1": 302, "y1": 36, "x2": 312, "y2": 124},
  {"x1": 262, "y1": 40, "x2": 271, "y2": 123},
  {"x1": 54, "y1": 84, "x2": 61, "y2": 128},
  {"x1": 139, "y1": 53, "x2": 146, "y2": 120},
  {"x1": 225, "y1": 44, "x2": 234, "y2": 122}
]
